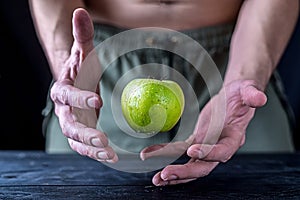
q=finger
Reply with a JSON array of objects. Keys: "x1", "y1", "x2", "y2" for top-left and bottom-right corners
[
  {"x1": 140, "y1": 141, "x2": 189, "y2": 161},
  {"x1": 187, "y1": 134, "x2": 242, "y2": 162},
  {"x1": 152, "y1": 171, "x2": 196, "y2": 186},
  {"x1": 153, "y1": 160, "x2": 219, "y2": 186},
  {"x1": 68, "y1": 138, "x2": 118, "y2": 163},
  {"x1": 57, "y1": 105, "x2": 107, "y2": 148},
  {"x1": 140, "y1": 144, "x2": 168, "y2": 161},
  {"x1": 72, "y1": 8, "x2": 94, "y2": 57},
  {"x1": 51, "y1": 81, "x2": 102, "y2": 109},
  {"x1": 241, "y1": 84, "x2": 267, "y2": 108},
  {"x1": 71, "y1": 8, "x2": 102, "y2": 95}
]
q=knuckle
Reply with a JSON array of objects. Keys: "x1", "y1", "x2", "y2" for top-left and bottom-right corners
[
  {"x1": 81, "y1": 130, "x2": 92, "y2": 146},
  {"x1": 76, "y1": 95, "x2": 86, "y2": 108},
  {"x1": 71, "y1": 143, "x2": 89, "y2": 157},
  {"x1": 85, "y1": 149, "x2": 95, "y2": 158},
  {"x1": 60, "y1": 124, "x2": 69, "y2": 136},
  {"x1": 50, "y1": 83, "x2": 58, "y2": 101},
  {"x1": 54, "y1": 105, "x2": 60, "y2": 116},
  {"x1": 68, "y1": 140, "x2": 76, "y2": 151},
  {"x1": 77, "y1": 126, "x2": 97, "y2": 146},
  {"x1": 68, "y1": 140, "x2": 84, "y2": 155},
  {"x1": 52, "y1": 83, "x2": 71, "y2": 105},
  {"x1": 80, "y1": 148, "x2": 89, "y2": 157},
  {"x1": 69, "y1": 126, "x2": 80, "y2": 142},
  {"x1": 61, "y1": 120, "x2": 92, "y2": 147},
  {"x1": 60, "y1": 87, "x2": 69, "y2": 105},
  {"x1": 61, "y1": 122, "x2": 79, "y2": 141}
]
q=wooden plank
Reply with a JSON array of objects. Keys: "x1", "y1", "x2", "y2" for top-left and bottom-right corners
[
  {"x1": 0, "y1": 151, "x2": 300, "y2": 199},
  {"x1": 0, "y1": 151, "x2": 155, "y2": 186},
  {"x1": 0, "y1": 184, "x2": 300, "y2": 200},
  {"x1": 1, "y1": 151, "x2": 300, "y2": 186}
]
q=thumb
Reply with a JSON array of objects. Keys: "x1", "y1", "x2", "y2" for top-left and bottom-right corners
[
  {"x1": 241, "y1": 84, "x2": 267, "y2": 108},
  {"x1": 72, "y1": 8, "x2": 94, "y2": 58},
  {"x1": 71, "y1": 8, "x2": 101, "y2": 93}
]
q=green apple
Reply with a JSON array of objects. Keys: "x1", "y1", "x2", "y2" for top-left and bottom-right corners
[{"x1": 121, "y1": 78, "x2": 185, "y2": 134}]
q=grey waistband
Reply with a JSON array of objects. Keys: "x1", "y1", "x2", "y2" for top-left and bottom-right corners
[{"x1": 93, "y1": 22, "x2": 235, "y2": 54}]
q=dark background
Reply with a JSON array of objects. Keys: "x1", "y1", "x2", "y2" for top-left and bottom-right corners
[
  {"x1": 277, "y1": 10, "x2": 300, "y2": 150},
  {"x1": 0, "y1": 0, "x2": 299, "y2": 151},
  {"x1": 0, "y1": 1, "x2": 51, "y2": 150}
]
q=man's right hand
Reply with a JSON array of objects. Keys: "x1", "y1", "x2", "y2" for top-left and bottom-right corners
[{"x1": 50, "y1": 8, "x2": 118, "y2": 163}]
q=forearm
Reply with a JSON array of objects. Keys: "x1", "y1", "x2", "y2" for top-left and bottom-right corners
[
  {"x1": 29, "y1": 0, "x2": 85, "y2": 80},
  {"x1": 224, "y1": 0, "x2": 299, "y2": 90}
]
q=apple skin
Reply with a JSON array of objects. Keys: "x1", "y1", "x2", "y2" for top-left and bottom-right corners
[{"x1": 121, "y1": 78, "x2": 185, "y2": 134}]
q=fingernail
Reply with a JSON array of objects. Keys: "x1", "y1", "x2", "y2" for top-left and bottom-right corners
[
  {"x1": 97, "y1": 151, "x2": 108, "y2": 160},
  {"x1": 91, "y1": 137, "x2": 102, "y2": 147},
  {"x1": 106, "y1": 159, "x2": 117, "y2": 163},
  {"x1": 162, "y1": 174, "x2": 178, "y2": 181},
  {"x1": 197, "y1": 149, "x2": 204, "y2": 158},
  {"x1": 87, "y1": 97, "x2": 101, "y2": 109},
  {"x1": 140, "y1": 153, "x2": 147, "y2": 161},
  {"x1": 167, "y1": 175, "x2": 178, "y2": 181}
]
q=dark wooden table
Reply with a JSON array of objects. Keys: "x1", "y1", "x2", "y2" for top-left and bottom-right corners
[{"x1": 0, "y1": 151, "x2": 300, "y2": 199}]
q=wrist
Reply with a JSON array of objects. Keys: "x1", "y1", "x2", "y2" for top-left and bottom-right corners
[
  {"x1": 48, "y1": 49, "x2": 71, "y2": 80},
  {"x1": 224, "y1": 57, "x2": 275, "y2": 91}
]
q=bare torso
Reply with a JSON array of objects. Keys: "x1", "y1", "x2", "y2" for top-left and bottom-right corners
[{"x1": 84, "y1": 0, "x2": 243, "y2": 30}]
